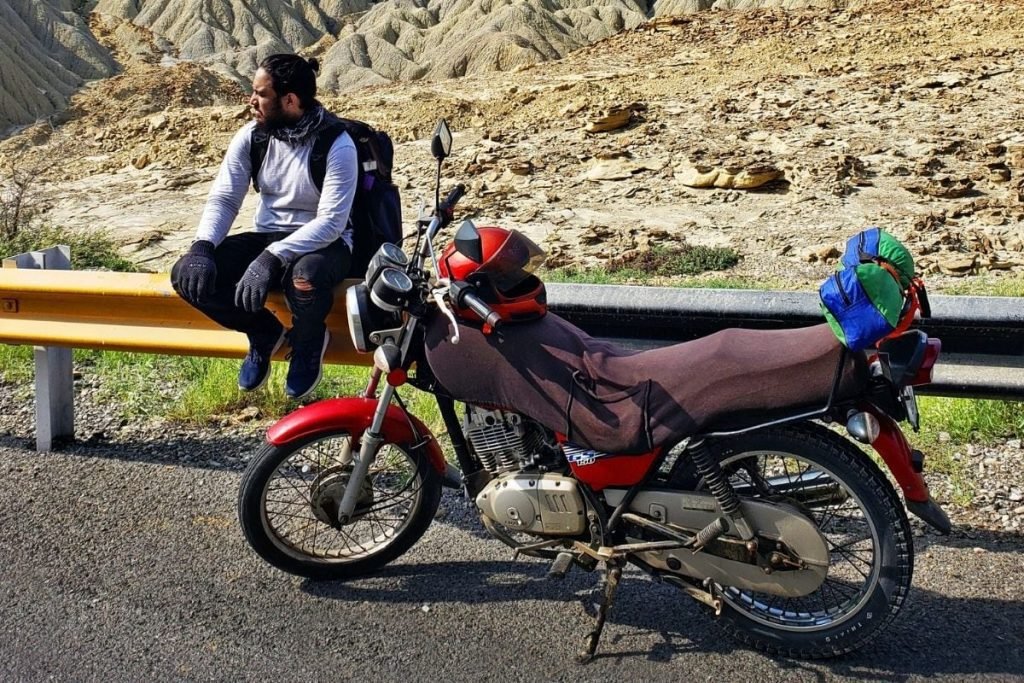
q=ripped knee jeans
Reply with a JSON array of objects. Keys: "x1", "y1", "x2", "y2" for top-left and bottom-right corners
[{"x1": 284, "y1": 241, "x2": 352, "y2": 346}]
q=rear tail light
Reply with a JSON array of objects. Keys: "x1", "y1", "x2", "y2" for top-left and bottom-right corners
[{"x1": 909, "y1": 338, "x2": 942, "y2": 386}]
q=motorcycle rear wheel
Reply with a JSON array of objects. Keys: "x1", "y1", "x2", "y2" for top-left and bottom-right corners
[
  {"x1": 669, "y1": 422, "x2": 913, "y2": 658},
  {"x1": 238, "y1": 430, "x2": 442, "y2": 581}
]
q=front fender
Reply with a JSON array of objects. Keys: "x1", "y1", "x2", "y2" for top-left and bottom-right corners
[{"x1": 266, "y1": 397, "x2": 446, "y2": 474}]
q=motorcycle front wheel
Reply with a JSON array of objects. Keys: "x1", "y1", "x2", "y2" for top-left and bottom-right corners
[
  {"x1": 238, "y1": 430, "x2": 443, "y2": 580},
  {"x1": 669, "y1": 422, "x2": 913, "y2": 658}
]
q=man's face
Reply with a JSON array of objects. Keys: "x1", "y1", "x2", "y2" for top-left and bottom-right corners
[{"x1": 249, "y1": 69, "x2": 297, "y2": 130}]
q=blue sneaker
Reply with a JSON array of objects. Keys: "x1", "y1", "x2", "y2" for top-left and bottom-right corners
[
  {"x1": 238, "y1": 324, "x2": 286, "y2": 391},
  {"x1": 285, "y1": 328, "x2": 330, "y2": 399}
]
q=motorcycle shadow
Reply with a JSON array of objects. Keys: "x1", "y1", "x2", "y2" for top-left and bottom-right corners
[
  {"x1": 777, "y1": 587, "x2": 1024, "y2": 681},
  {"x1": 300, "y1": 489, "x2": 1024, "y2": 678},
  {"x1": 299, "y1": 557, "x2": 730, "y2": 662},
  {"x1": 299, "y1": 557, "x2": 1024, "y2": 676},
  {"x1": 913, "y1": 524, "x2": 1024, "y2": 555}
]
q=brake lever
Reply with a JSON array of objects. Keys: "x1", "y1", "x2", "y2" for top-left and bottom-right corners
[{"x1": 432, "y1": 279, "x2": 460, "y2": 345}]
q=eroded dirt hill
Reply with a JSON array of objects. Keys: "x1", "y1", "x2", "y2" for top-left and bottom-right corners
[
  {"x1": 0, "y1": 0, "x2": 118, "y2": 132},
  {"x1": 2, "y1": 0, "x2": 1023, "y2": 289}
]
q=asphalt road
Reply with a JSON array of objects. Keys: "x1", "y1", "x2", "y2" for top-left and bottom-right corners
[{"x1": 1, "y1": 439, "x2": 1022, "y2": 682}]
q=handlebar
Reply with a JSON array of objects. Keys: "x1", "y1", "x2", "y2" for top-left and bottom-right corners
[
  {"x1": 436, "y1": 184, "x2": 467, "y2": 227},
  {"x1": 450, "y1": 281, "x2": 501, "y2": 330}
]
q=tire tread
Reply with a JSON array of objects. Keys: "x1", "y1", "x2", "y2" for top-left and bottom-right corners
[
  {"x1": 700, "y1": 422, "x2": 913, "y2": 659},
  {"x1": 237, "y1": 435, "x2": 442, "y2": 581}
]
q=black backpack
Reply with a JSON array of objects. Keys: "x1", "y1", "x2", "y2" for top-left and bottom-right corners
[{"x1": 249, "y1": 118, "x2": 402, "y2": 276}]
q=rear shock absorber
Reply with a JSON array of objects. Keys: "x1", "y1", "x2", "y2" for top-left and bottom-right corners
[{"x1": 689, "y1": 440, "x2": 755, "y2": 541}]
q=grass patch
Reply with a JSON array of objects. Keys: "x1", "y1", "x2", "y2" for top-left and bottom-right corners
[
  {"x1": 1, "y1": 224, "x2": 136, "y2": 271},
  {"x1": 544, "y1": 243, "x2": 750, "y2": 286},
  {"x1": 167, "y1": 357, "x2": 445, "y2": 432},
  {"x1": 0, "y1": 346, "x2": 446, "y2": 435},
  {"x1": 544, "y1": 265, "x2": 787, "y2": 290},
  {"x1": 941, "y1": 274, "x2": 1024, "y2": 297},
  {"x1": 615, "y1": 243, "x2": 741, "y2": 276},
  {"x1": 909, "y1": 396, "x2": 1024, "y2": 506},
  {"x1": 0, "y1": 344, "x2": 34, "y2": 383},
  {"x1": 918, "y1": 395, "x2": 1024, "y2": 443},
  {"x1": 167, "y1": 357, "x2": 371, "y2": 422}
]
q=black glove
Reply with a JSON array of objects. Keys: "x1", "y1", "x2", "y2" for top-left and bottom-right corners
[
  {"x1": 235, "y1": 249, "x2": 284, "y2": 313},
  {"x1": 174, "y1": 240, "x2": 217, "y2": 302}
]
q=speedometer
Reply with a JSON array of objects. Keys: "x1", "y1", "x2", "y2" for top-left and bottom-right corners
[{"x1": 370, "y1": 267, "x2": 413, "y2": 312}]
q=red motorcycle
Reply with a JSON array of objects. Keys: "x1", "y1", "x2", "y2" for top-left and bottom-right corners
[{"x1": 238, "y1": 120, "x2": 948, "y2": 662}]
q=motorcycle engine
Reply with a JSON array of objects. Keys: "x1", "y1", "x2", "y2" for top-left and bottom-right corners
[
  {"x1": 463, "y1": 405, "x2": 586, "y2": 536},
  {"x1": 462, "y1": 406, "x2": 551, "y2": 474}
]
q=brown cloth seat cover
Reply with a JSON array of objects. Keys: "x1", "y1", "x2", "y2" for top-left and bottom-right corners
[{"x1": 424, "y1": 313, "x2": 865, "y2": 454}]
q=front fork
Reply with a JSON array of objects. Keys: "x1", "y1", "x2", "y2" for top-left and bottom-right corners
[{"x1": 335, "y1": 373, "x2": 395, "y2": 526}]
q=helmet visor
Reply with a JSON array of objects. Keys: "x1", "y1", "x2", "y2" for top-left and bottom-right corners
[{"x1": 476, "y1": 230, "x2": 546, "y2": 291}]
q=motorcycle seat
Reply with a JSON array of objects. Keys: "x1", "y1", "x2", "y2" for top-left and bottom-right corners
[{"x1": 425, "y1": 313, "x2": 866, "y2": 454}]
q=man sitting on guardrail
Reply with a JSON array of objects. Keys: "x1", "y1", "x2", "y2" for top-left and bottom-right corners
[{"x1": 171, "y1": 54, "x2": 356, "y2": 399}]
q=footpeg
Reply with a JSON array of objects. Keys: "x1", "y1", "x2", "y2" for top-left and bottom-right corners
[
  {"x1": 547, "y1": 551, "x2": 575, "y2": 580},
  {"x1": 688, "y1": 516, "x2": 729, "y2": 553}
]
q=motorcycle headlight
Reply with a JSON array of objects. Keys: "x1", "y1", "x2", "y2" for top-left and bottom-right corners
[{"x1": 346, "y1": 283, "x2": 401, "y2": 353}]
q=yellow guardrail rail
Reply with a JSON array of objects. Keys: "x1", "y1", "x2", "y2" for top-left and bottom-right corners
[{"x1": 0, "y1": 268, "x2": 368, "y2": 365}]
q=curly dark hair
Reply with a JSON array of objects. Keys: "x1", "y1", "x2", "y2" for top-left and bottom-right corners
[{"x1": 258, "y1": 54, "x2": 320, "y2": 109}]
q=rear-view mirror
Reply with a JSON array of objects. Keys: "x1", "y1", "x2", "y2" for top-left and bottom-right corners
[{"x1": 431, "y1": 119, "x2": 453, "y2": 161}]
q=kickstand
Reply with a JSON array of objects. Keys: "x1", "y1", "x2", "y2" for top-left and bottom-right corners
[{"x1": 578, "y1": 558, "x2": 624, "y2": 664}]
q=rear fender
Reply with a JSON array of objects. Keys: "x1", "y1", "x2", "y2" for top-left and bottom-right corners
[
  {"x1": 864, "y1": 407, "x2": 952, "y2": 533},
  {"x1": 862, "y1": 405, "x2": 929, "y2": 502},
  {"x1": 266, "y1": 397, "x2": 446, "y2": 474}
]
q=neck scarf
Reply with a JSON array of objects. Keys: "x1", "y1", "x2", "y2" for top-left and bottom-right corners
[{"x1": 270, "y1": 101, "x2": 327, "y2": 145}]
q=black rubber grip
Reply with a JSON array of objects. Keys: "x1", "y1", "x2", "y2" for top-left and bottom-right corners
[
  {"x1": 453, "y1": 284, "x2": 501, "y2": 329},
  {"x1": 439, "y1": 184, "x2": 466, "y2": 213}
]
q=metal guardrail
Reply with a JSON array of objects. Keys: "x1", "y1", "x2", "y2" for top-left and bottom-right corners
[
  {"x1": 0, "y1": 268, "x2": 366, "y2": 365},
  {"x1": 1, "y1": 266, "x2": 1022, "y2": 449},
  {"x1": 545, "y1": 283, "x2": 1024, "y2": 401},
  {"x1": 1, "y1": 247, "x2": 74, "y2": 451}
]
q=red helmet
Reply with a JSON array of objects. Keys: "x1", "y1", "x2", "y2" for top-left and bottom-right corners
[{"x1": 437, "y1": 224, "x2": 548, "y2": 323}]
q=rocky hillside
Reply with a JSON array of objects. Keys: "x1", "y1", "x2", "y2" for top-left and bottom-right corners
[
  {"x1": 91, "y1": 0, "x2": 651, "y2": 89},
  {"x1": 0, "y1": 0, "x2": 117, "y2": 132},
  {"x1": 1, "y1": 0, "x2": 849, "y2": 132},
  {"x1": 1, "y1": 0, "x2": 1022, "y2": 290},
  {"x1": 92, "y1": 0, "x2": 372, "y2": 83},
  {"x1": 315, "y1": 0, "x2": 650, "y2": 91}
]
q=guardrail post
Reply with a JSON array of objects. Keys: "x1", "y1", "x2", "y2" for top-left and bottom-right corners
[{"x1": 1, "y1": 246, "x2": 74, "y2": 451}]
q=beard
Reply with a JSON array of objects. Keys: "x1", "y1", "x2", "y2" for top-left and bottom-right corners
[{"x1": 254, "y1": 98, "x2": 297, "y2": 132}]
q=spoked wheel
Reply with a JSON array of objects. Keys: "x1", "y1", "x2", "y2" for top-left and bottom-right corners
[
  {"x1": 238, "y1": 430, "x2": 442, "y2": 580},
  {"x1": 670, "y1": 422, "x2": 913, "y2": 658}
]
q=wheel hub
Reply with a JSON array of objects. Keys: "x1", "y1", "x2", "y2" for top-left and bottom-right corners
[{"x1": 309, "y1": 467, "x2": 374, "y2": 528}]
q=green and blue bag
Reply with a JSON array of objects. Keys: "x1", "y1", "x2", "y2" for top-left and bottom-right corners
[{"x1": 819, "y1": 228, "x2": 927, "y2": 351}]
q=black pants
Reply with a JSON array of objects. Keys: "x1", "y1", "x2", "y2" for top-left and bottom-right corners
[{"x1": 171, "y1": 232, "x2": 351, "y2": 345}]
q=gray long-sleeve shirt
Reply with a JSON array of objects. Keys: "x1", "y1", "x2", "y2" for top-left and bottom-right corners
[{"x1": 195, "y1": 121, "x2": 358, "y2": 263}]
